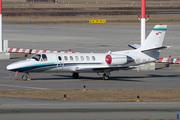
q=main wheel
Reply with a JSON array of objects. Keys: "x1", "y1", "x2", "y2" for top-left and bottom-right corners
[
  {"x1": 72, "y1": 73, "x2": 79, "y2": 79},
  {"x1": 102, "y1": 74, "x2": 109, "y2": 80}
]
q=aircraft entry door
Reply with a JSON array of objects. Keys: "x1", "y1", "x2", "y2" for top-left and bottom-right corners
[{"x1": 57, "y1": 55, "x2": 64, "y2": 71}]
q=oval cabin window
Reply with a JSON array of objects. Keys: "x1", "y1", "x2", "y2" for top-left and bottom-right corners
[
  {"x1": 64, "y1": 56, "x2": 68, "y2": 61},
  {"x1": 92, "y1": 56, "x2": 95, "y2": 61},
  {"x1": 70, "y1": 56, "x2": 73, "y2": 61},
  {"x1": 81, "y1": 56, "x2": 84, "y2": 61},
  {"x1": 86, "y1": 56, "x2": 90, "y2": 61},
  {"x1": 75, "y1": 56, "x2": 79, "y2": 61}
]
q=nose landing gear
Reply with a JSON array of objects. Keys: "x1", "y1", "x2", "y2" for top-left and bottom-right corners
[{"x1": 19, "y1": 73, "x2": 31, "y2": 81}]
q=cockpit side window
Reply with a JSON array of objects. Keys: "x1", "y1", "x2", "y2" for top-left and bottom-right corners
[
  {"x1": 30, "y1": 54, "x2": 41, "y2": 61},
  {"x1": 42, "y1": 54, "x2": 47, "y2": 61}
]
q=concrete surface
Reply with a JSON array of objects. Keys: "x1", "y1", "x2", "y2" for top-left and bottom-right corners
[
  {"x1": 0, "y1": 97, "x2": 180, "y2": 120},
  {"x1": 0, "y1": 52, "x2": 10, "y2": 59},
  {"x1": 3, "y1": 24, "x2": 180, "y2": 58}
]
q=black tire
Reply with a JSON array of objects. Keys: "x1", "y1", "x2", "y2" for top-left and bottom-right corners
[
  {"x1": 73, "y1": 73, "x2": 79, "y2": 79},
  {"x1": 22, "y1": 75, "x2": 28, "y2": 80},
  {"x1": 102, "y1": 74, "x2": 109, "y2": 80}
]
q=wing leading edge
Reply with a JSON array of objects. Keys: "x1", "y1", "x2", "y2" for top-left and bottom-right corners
[{"x1": 75, "y1": 66, "x2": 136, "y2": 72}]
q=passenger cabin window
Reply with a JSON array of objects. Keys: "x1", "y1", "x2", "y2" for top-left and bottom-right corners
[
  {"x1": 75, "y1": 56, "x2": 79, "y2": 61},
  {"x1": 64, "y1": 56, "x2": 68, "y2": 61},
  {"x1": 30, "y1": 54, "x2": 41, "y2": 61},
  {"x1": 81, "y1": 56, "x2": 84, "y2": 61},
  {"x1": 92, "y1": 56, "x2": 95, "y2": 61},
  {"x1": 58, "y1": 56, "x2": 62, "y2": 61},
  {"x1": 42, "y1": 54, "x2": 47, "y2": 61},
  {"x1": 86, "y1": 56, "x2": 90, "y2": 61},
  {"x1": 70, "y1": 56, "x2": 73, "y2": 61}
]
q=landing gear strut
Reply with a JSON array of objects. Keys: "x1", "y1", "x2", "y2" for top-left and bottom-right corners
[
  {"x1": 102, "y1": 73, "x2": 109, "y2": 80},
  {"x1": 22, "y1": 72, "x2": 30, "y2": 80},
  {"x1": 72, "y1": 73, "x2": 79, "y2": 79}
]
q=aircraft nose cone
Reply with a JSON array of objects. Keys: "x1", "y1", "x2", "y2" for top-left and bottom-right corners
[
  {"x1": 6, "y1": 60, "x2": 30, "y2": 72},
  {"x1": 6, "y1": 64, "x2": 13, "y2": 71}
]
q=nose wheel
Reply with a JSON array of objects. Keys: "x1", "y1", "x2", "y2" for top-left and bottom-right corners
[
  {"x1": 102, "y1": 73, "x2": 109, "y2": 80},
  {"x1": 21, "y1": 73, "x2": 30, "y2": 80},
  {"x1": 72, "y1": 73, "x2": 79, "y2": 79}
]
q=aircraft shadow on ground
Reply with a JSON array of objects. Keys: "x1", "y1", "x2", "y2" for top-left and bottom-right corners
[
  {"x1": 155, "y1": 67, "x2": 167, "y2": 70},
  {"x1": 26, "y1": 74, "x2": 180, "y2": 81}
]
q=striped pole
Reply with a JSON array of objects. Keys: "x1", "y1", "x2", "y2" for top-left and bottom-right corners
[
  {"x1": 141, "y1": 0, "x2": 146, "y2": 45},
  {"x1": 0, "y1": 0, "x2": 2, "y2": 52}
]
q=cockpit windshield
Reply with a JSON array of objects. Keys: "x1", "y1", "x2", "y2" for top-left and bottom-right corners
[
  {"x1": 29, "y1": 54, "x2": 48, "y2": 61},
  {"x1": 29, "y1": 54, "x2": 41, "y2": 61}
]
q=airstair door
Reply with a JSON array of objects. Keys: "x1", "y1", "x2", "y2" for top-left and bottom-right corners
[{"x1": 57, "y1": 55, "x2": 64, "y2": 71}]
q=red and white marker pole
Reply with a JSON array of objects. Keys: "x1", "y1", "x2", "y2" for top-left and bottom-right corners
[
  {"x1": 0, "y1": 0, "x2": 2, "y2": 52},
  {"x1": 141, "y1": 0, "x2": 146, "y2": 45}
]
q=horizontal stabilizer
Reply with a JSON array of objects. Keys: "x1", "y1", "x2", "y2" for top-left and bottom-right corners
[
  {"x1": 141, "y1": 46, "x2": 170, "y2": 52},
  {"x1": 128, "y1": 44, "x2": 141, "y2": 49}
]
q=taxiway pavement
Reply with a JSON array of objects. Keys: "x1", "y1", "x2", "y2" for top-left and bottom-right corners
[{"x1": 0, "y1": 97, "x2": 180, "y2": 120}]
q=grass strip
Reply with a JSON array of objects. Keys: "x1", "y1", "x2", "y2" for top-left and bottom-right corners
[{"x1": 1, "y1": 89, "x2": 180, "y2": 102}]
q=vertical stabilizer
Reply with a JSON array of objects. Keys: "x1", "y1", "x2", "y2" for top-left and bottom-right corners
[{"x1": 139, "y1": 25, "x2": 167, "y2": 51}]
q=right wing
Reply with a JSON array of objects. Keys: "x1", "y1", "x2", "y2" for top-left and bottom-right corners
[{"x1": 75, "y1": 66, "x2": 136, "y2": 73}]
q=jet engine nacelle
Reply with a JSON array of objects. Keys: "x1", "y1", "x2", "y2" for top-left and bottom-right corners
[{"x1": 105, "y1": 54, "x2": 134, "y2": 65}]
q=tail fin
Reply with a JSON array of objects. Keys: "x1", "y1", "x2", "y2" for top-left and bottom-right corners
[
  {"x1": 138, "y1": 25, "x2": 168, "y2": 60},
  {"x1": 139, "y1": 25, "x2": 167, "y2": 51}
]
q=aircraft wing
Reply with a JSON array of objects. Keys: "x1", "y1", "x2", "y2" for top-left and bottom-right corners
[{"x1": 75, "y1": 66, "x2": 136, "y2": 72}]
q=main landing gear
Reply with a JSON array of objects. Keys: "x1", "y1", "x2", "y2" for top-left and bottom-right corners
[
  {"x1": 72, "y1": 73, "x2": 79, "y2": 79},
  {"x1": 102, "y1": 73, "x2": 109, "y2": 80},
  {"x1": 72, "y1": 72, "x2": 110, "y2": 80}
]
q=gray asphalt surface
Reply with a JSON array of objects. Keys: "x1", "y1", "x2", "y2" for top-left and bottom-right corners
[
  {"x1": 0, "y1": 97, "x2": 180, "y2": 120},
  {"x1": 3, "y1": 24, "x2": 180, "y2": 57},
  {"x1": 1, "y1": 24, "x2": 180, "y2": 120}
]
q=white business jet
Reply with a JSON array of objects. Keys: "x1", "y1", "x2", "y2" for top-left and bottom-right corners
[{"x1": 7, "y1": 25, "x2": 168, "y2": 80}]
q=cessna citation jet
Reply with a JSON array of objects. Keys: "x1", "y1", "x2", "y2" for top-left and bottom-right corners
[{"x1": 7, "y1": 25, "x2": 168, "y2": 80}]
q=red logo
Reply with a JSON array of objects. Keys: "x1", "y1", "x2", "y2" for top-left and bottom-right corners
[{"x1": 156, "y1": 33, "x2": 159, "y2": 35}]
